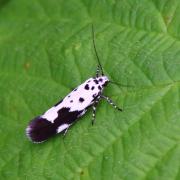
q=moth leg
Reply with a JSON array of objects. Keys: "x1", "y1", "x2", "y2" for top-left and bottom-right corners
[
  {"x1": 63, "y1": 127, "x2": 69, "y2": 136},
  {"x1": 63, "y1": 128, "x2": 69, "y2": 136},
  {"x1": 92, "y1": 100, "x2": 99, "y2": 125},
  {"x1": 101, "y1": 95, "x2": 122, "y2": 111}
]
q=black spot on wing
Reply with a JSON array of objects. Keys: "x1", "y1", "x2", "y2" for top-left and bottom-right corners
[
  {"x1": 54, "y1": 99, "x2": 63, "y2": 106},
  {"x1": 94, "y1": 79, "x2": 98, "y2": 84},
  {"x1": 98, "y1": 85, "x2": 102, "y2": 90},
  {"x1": 84, "y1": 84, "x2": 89, "y2": 90},
  {"x1": 26, "y1": 117, "x2": 57, "y2": 143},
  {"x1": 99, "y1": 78, "x2": 103, "y2": 82},
  {"x1": 91, "y1": 86, "x2": 95, "y2": 90},
  {"x1": 92, "y1": 94, "x2": 100, "y2": 102},
  {"x1": 55, "y1": 108, "x2": 83, "y2": 124},
  {"x1": 70, "y1": 100, "x2": 73, "y2": 103},
  {"x1": 79, "y1": 97, "x2": 84, "y2": 102},
  {"x1": 73, "y1": 88, "x2": 77, "y2": 91}
]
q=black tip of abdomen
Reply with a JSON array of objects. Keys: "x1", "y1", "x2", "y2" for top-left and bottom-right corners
[{"x1": 26, "y1": 116, "x2": 56, "y2": 143}]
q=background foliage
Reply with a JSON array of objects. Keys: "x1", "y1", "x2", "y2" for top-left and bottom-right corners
[{"x1": 0, "y1": 0, "x2": 180, "y2": 179}]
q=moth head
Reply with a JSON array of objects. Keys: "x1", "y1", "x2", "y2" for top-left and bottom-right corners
[{"x1": 97, "y1": 76, "x2": 109, "y2": 87}]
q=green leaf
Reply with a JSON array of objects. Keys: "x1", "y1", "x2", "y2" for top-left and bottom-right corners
[{"x1": 0, "y1": 0, "x2": 180, "y2": 179}]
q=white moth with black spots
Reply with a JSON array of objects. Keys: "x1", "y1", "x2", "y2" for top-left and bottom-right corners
[{"x1": 26, "y1": 25, "x2": 122, "y2": 143}]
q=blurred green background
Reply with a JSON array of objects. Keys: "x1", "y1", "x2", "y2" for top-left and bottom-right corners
[{"x1": 0, "y1": 0, "x2": 180, "y2": 179}]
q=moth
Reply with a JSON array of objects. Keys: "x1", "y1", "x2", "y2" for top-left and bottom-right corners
[{"x1": 26, "y1": 25, "x2": 122, "y2": 143}]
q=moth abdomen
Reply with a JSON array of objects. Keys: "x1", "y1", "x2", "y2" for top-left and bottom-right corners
[{"x1": 26, "y1": 117, "x2": 57, "y2": 143}]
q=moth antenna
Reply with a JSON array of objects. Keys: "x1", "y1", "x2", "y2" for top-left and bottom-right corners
[{"x1": 92, "y1": 24, "x2": 104, "y2": 75}]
